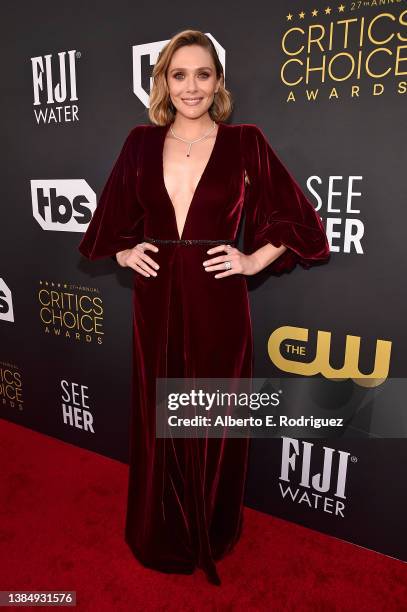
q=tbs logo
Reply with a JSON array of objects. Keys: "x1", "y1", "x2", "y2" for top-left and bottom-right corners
[
  {"x1": 0, "y1": 279, "x2": 14, "y2": 323},
  {"x1": 30, "y1": 180, "x2": 96, "y2": 232}
]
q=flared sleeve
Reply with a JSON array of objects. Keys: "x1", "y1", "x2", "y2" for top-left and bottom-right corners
[
  {"x1": 242, "y1": 124, "x2": 330, "y2": 274},
  {"x1": 78, "y1": 126, "x2": 145, "y2": 261}
]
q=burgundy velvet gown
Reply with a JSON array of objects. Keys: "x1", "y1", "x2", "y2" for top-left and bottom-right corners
[{"x1": 78, "y1": 121, "x2": 330, "y2": 585}]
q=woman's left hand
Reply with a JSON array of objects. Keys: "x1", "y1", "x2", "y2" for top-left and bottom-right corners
[{"x1": 202, "y1": 244, "x2": 261, "y2": 278}]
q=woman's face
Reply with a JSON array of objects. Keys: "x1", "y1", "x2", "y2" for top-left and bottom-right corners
[{"x1": 166, "y1": 44, "x2": 221, "y2": 120}]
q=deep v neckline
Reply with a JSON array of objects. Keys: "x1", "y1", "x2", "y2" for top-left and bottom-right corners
[{"x1": 160, "y1": 121, "x2": 223, "y2": 240}]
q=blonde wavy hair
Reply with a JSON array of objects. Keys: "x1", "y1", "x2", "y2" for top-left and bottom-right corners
[{"x1": 148, "y1": 30, "x2": 233, "y2": 126}]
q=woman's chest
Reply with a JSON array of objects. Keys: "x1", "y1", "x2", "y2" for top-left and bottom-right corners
[{"x1": 136, "y1": 124, "x2": 247, "y2": 221}]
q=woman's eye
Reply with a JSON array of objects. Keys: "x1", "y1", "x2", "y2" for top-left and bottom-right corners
[{"x1": 173, "y1": 72, "x2": 210, "y2": 79}]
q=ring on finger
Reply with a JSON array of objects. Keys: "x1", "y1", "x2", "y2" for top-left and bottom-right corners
[{"x1": 224, "y1": 261, "x2": 232, "y2": 270}]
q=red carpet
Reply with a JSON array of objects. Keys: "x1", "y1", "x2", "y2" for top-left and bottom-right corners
[{"x1": 1, "y1": 418, "x2": 406, "y2": 611}]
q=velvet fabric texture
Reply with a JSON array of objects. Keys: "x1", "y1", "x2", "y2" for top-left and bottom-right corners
[{"x1": 78, "y1": 122, "x2": 330, "y2": 585}]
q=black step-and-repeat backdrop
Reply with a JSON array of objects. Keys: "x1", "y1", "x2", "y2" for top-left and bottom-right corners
[{"x1": 1, "y1": 2, "x2": 406, "y2": 562}]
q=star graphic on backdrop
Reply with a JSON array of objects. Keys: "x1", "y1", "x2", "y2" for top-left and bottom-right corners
[{"x1": 285, "y1": 5, "x2": 345, "y2": 19}]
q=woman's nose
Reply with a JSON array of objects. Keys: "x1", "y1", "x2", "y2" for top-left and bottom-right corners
[{"x1": 185, "y1": 77, "x2": 198, "y2": 92}]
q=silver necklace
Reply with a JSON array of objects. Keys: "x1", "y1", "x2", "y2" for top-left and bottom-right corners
[{"x1": 169, "y1": 120, "x2": 217, "y2": 157}]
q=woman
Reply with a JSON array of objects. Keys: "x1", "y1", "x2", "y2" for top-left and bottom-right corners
[{"x1": 78, "y1": 30, "x2": 330, "y2": 585}]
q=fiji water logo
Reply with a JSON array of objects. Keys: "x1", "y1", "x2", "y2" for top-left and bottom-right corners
[
  {"x1": 279, "y1": 437, "x2": 356, "y2": 517},
  {"x1": 31, "y1": 49, "x2": 80, "y2": 124}
]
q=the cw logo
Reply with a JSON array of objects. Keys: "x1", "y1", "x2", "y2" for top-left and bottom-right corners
[{"x1": 268, "y1": 326, "x2": 392, "y2": 388}]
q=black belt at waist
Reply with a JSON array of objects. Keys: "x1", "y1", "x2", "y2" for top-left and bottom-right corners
[{"x1": 143, "y1": 236, "x2": 236, "y2": 246}]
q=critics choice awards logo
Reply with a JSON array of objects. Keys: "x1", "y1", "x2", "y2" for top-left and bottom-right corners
[
  {"x1": 280, "y1": 7, "x2": 407, "y2": 101},
  {"x1": 0, "y1": 361, "x2": 23, "y2": 410},
  {"x1": 38, "y1": 280, "x2": 104, "y2": 344}
]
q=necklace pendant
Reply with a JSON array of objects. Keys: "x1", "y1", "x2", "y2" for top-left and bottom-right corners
[{"x1": 169, "y1": 120, "x2": 216, "y2": 158}]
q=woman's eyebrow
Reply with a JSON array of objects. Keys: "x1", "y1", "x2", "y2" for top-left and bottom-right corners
[{"x1": 169, "y1": 66, "x2": 213, "y2": 72}]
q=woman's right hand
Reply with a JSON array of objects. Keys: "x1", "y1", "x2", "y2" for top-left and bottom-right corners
[{"x1": 115, "y1": 242, "x2": 160, "y2": 277}]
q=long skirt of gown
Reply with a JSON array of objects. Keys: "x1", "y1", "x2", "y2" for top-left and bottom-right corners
[{"x1": 124, "y1": 242, "x2": 253, "y2": 585}]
